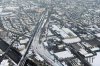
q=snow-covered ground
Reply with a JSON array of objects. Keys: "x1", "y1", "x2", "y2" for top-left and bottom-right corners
[{"x1": 92, "y1": 52, "x2": 100, "y2": 66}]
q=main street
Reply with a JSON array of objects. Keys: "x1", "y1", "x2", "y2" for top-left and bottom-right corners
[{"x1": 30, "y1": 9, "x2": 63, "y2": 66}]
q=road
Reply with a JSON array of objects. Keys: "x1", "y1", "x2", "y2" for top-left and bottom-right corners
[
  {"x1": 15, "y1": 1, "x2": 63, "y2": 66},
  {"x1": 30, "y1": 10, "x2": 63, "y2": 66},
  {"x1": 17, "y1": 6, "x2": 63, "y2": 66}
]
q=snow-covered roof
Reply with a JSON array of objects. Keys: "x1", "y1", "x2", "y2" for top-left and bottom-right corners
[
  {"x1": 79, "y1": 49, "x2": 93, "y2": 57},
  {"x1": 61, "y1": 31, "x2": 69, "y2": 38},
  {"x1": 54, "y1": 50, "x2": 74, "y2": 59},
  {"x1": 4, "y1": 6, "x2": 19, "y2": 11},
  {"x1": 35, "y1": 54, "x2": 44, "y2": 61},
  {"x1": 48, "y1": 30, "x2": 53, "y2": 36},
  {"x1": 79, "y1": 49, "x2": 88, "y2": 55},
  {"x1": 88, "y1": 27, "x2": 95, "y2": 31},
  {"x1": 82, "y1": 42, "x2": 100, "y2": 51},
  {"x1": 51, "y1": 25, "x2": 60, "y2": 31},
  {"x1": 95, "y1": 9, "x2": 100, "y2": 13},
  {"x1": 82, "y1": 42, "x2": 92, "y2": 47},
  {"x1": 20, "y1": 38, "x2": 29, "y2": 44},
  {"x1": 0, "y1": 49, "x2": 3, "y2": 54},
  {"x1": 62, "y1": 28, "x2": 77, "y2": 37},
  {"x1": 0, "y1": 49, "x2": 3, "y2": 56},
  {"x1": 20, "y1": 49, "x2": 26, "y2": 55},
  {"x1": 0, "y1": 29, "x2": 3, "y2": 32},
  {"x1": 0, "y1": 8, "x2": 3, "y2": 12},
  {"x1": 55, "y1": 37, "x2": 61, "y2": 41},
  {"x1": 0, "y1": 59, "x2": 9, "y2": 66},
  {"x1": 18, "y1": 45, "x2": 25, "y2": 51},
  {"x1": 91, "y1": 47, "x2": 100, "y2": 52},
  {"x1": 63, "y1": 37, "x2": 81, "y2": 44},
  {"x1": 62, "y1": 62, "x2": 68, "y2": 66},
  {"x1": 51, "y1": 25, "x2": 81, "y2": 43},
  {"x1": 95, "y1": 33, "x2": 100, "y2": 37},
  {"x1": 91, "y1": 52, "x2": 100, "y2": 66},
  {"x1": 43, "y1": 42, "x2": 48, "y2": 46},
  {"x1": 84, "y1": 53, "x2": 93, "y2": 57},
  {"x1": 51, "y1": 25, "x2": 69, "y2": 38},
  {"x1": 0, "y1": 12, "x2": 13, "y2": 16}
]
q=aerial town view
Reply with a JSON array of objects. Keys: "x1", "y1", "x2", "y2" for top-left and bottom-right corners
[{"x1": 0, "y1": 0, "x2": 100, "y2": 66}]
